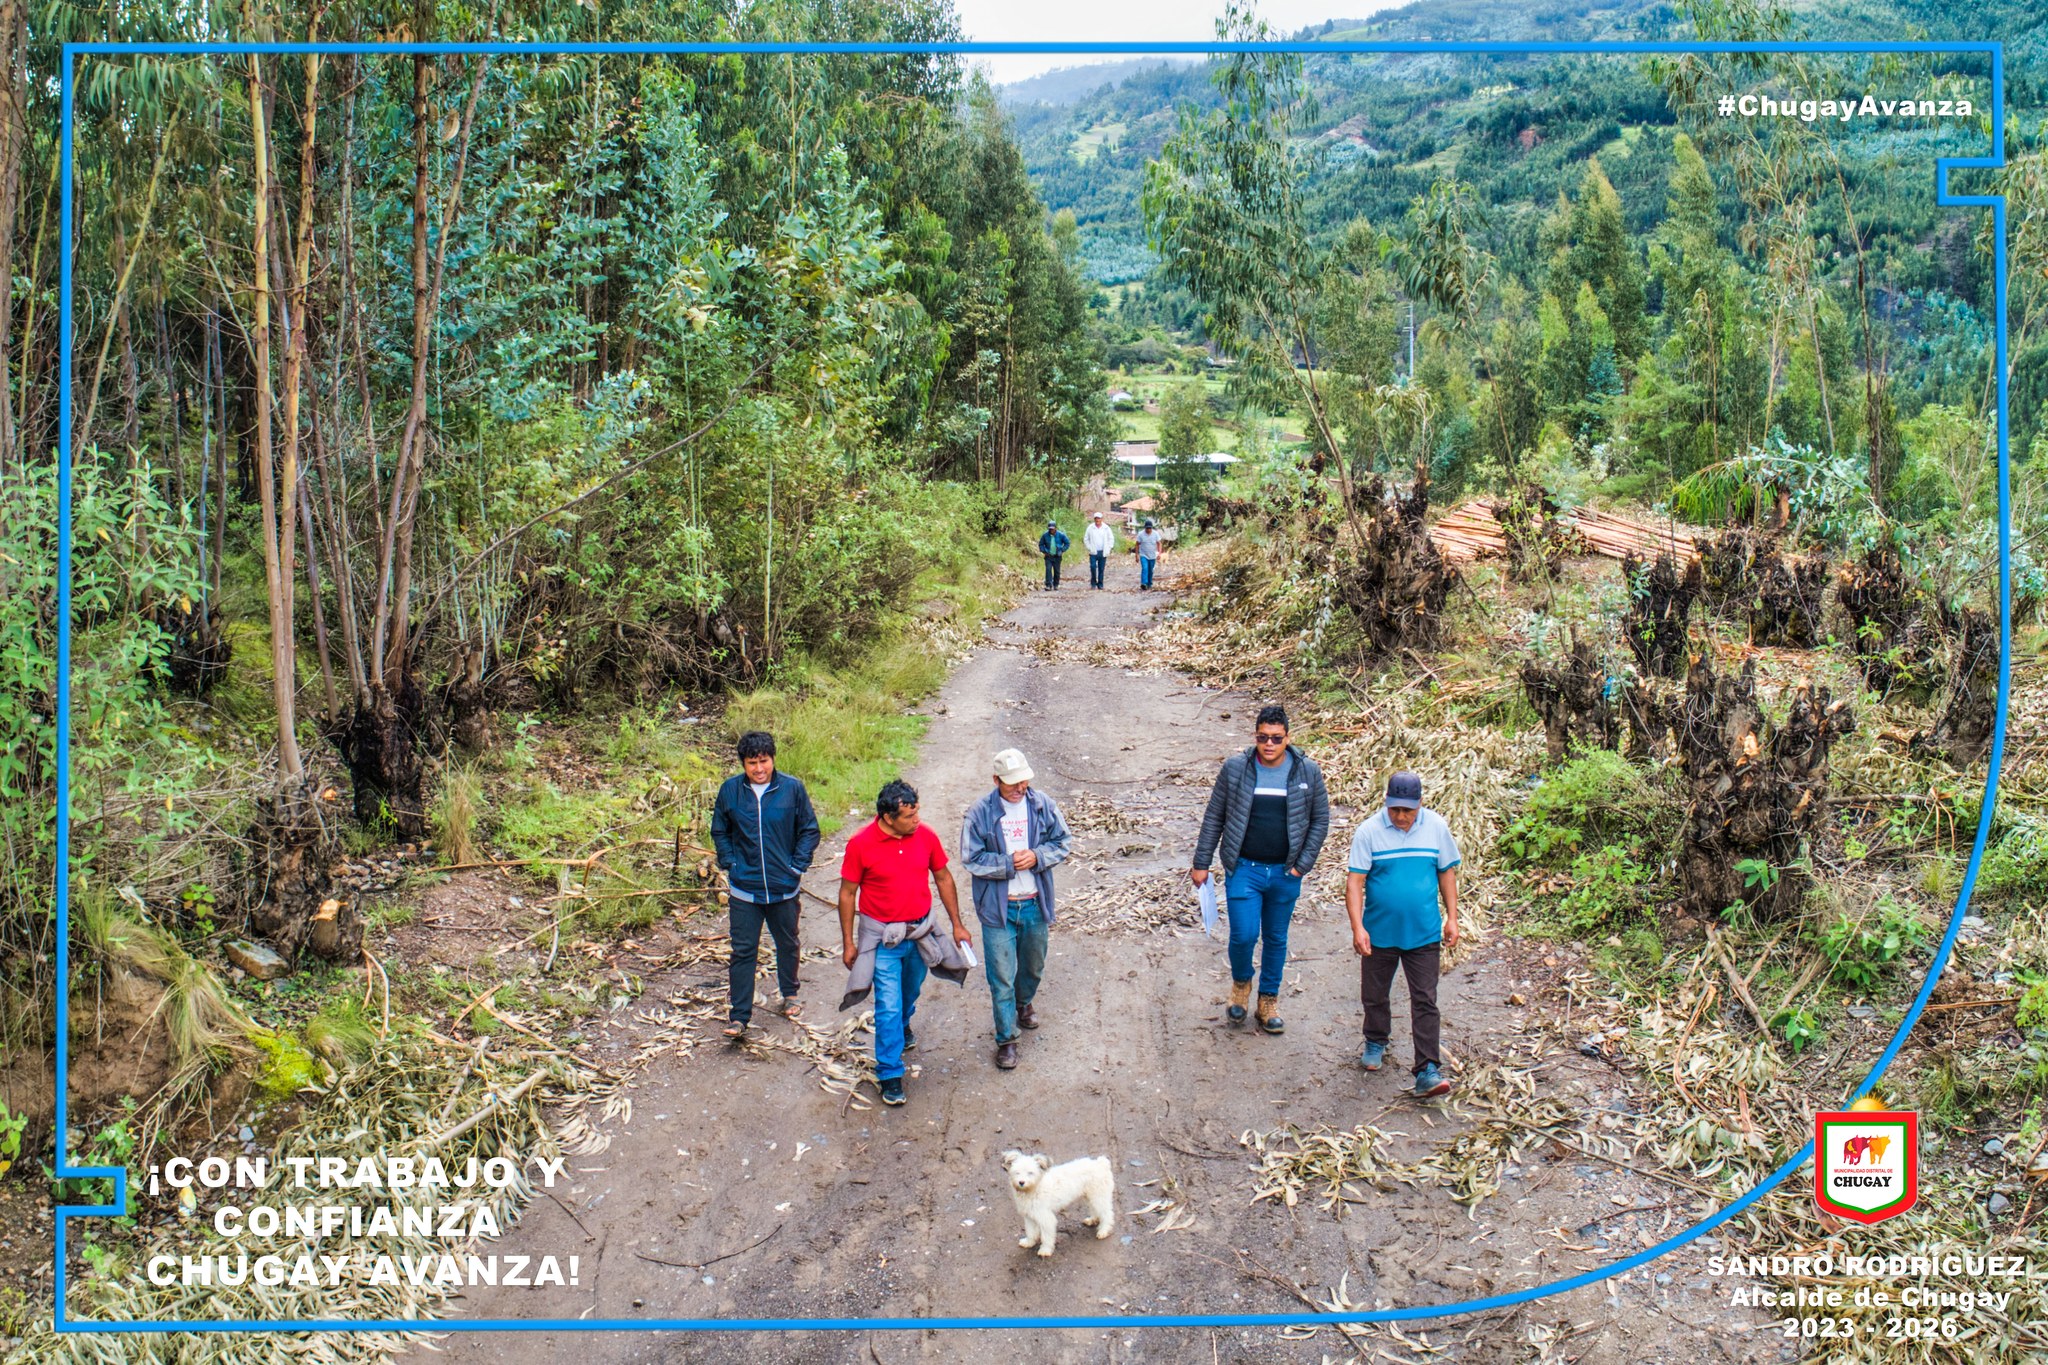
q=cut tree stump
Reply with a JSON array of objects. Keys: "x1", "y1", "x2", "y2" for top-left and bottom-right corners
[{"x1": 243, "y1": 775, "x2": 358, "y2": 966}]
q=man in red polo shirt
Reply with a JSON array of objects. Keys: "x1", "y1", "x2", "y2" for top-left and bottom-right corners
[{"x1": 838, "y1": 779, "x2": 971, "y2": 1106}]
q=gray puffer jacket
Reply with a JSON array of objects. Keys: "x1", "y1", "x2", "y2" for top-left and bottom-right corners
[{"x1": 1192, "y1": 745, "x2": 1332, "y2": 876}]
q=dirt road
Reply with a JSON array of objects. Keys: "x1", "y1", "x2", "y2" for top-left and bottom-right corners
[{"x1": 435, "y1": 557, "x2": 1783, "y2": 1364}]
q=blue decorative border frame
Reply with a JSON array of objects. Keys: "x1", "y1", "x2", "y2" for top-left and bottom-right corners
[{"x1": 53, "y1": 36, "x2": 2011, "y2": 1337}]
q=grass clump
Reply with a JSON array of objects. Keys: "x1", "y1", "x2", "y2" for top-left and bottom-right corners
[
  {"x1": 71, "y1": 885, "x2": 255, "y2": 1105},
  {"x1": 434, "y1": 762, "x2": 486, "y2": 867},
  {"x1": 305, "y1": 997, "x2": 380, "y2": 1069}
]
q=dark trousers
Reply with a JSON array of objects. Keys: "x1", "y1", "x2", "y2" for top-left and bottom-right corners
[
  {"x1": 1088, "y1": 551, "x2": 1107, "y2": 587},
  {"x1": 1360, "y1": 942, "x2": 1442, "y2": 1072},
  {"x1": 728, "y1": 897, "x2": 800, "y2": 1023},
  {"x1": 1043, "y1": 554, "x2": 1063, "y2": 588}
]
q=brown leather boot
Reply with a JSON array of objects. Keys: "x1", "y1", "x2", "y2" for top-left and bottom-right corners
[
  {"x1": 1256, "y1": 994, "x2": 1285, "y2": 1034},
  {"x1": 1227, "y1": 979, "x2": 1252, "y2": 1025}
]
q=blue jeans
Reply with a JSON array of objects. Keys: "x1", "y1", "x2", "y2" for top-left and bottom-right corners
[
  {"x1": 1139, "y1": 555, "x2": 1156, "y2": 588},
  {"x1": 1225, "y1": 859, "x2": 1302, "y2": 995},
  {"x1": 1088, "y1": 552, "x2": 1107, "y2": 588},
  {"x1": 871, "y1": 938, "x2": 928, "y2": 1081},
  {"x1": 983, "y1": 898, "x2": 1049, "y2": 1044}
]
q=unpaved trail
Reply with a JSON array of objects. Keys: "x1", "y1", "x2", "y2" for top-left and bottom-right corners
[{"x1": 436, "y1": 559, "x2": 1783, "y2": 1364}]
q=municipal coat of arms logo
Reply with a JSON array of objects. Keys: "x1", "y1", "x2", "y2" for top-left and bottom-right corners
[{"x1": 1814, "y1": 1109, "x2": 1919, "y2": 1224}]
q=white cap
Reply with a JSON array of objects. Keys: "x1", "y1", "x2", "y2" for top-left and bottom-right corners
[{"x1": 993, "y1": 748, "x2": 1034, "y2": 784}]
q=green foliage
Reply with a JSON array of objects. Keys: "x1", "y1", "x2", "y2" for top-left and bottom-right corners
[
  {"x1": 1814, "y1": 899, "x2": 1929, "y2": 993},
  {"x1": 305, "y1": 999, "x2": 380, "y2": 1070},
  {"x1": 1913, "y1": 1051, "x2": 1992, "y2": 1133},
  {"x1": 177, "y1": 882, "x2": 218, "y2": 939},
  {"x1": 0, "y1": 1101, "x2": 26, "y2": 1178},
  {"x1": 64, "y1": 1110, "x2": 137, "y2": 1211},
  {"x1": 1774, "y1": 1006, "x2": 1820, "y2": 1054},
  {"x1": 2017, "y1": 978, "x2": 2048, "y2": 1032},
  {"x1": 1670, "y1": 436, "x2": 1876, "y2": 545},
  {"x1": 1981, "y1": 819, "x2": 2048, "y2": 901},
  {"x1": 1502, "y1": 752, "x2": 1670, "y2": 932},
  {"x1": 0, "y1": 456, "x2": 207, "y2": 922},
  {"x1": 1734, "y1": 858, "x2": 1780, "y2": 894},
  {"x1": 1553, "y1": 842, "x2": 1653, "y2": 931},
  {"x1": 1500, "y1": 750, "x2": 1667, "y2": 866},
  {"x1": 1156, "y1": 382, "x2": 1211, "y2": 458}
]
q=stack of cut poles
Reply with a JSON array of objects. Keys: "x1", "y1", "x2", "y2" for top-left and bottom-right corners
[{"x1": 1429, "y1": 499, "x2": 1703, "y2": 565}]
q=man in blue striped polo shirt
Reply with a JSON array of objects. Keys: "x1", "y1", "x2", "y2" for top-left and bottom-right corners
[{"x1": 1345, "y1": 771, "x2": 1462, "y2": 1098}]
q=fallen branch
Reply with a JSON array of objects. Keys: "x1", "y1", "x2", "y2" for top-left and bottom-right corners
[
  {"x1": 436, "y1": 1037, "x2": 491, "y2": 1125},
  {"x1": 1921, "y1": 996, "x2": 2020, "y2": 1014},
  {"x1": 634, "y1": 1223, "x2": 784, "y2": 1271},
  {"x1": 414, "y1": 1069, "x2": 549, "y2": 1150}
]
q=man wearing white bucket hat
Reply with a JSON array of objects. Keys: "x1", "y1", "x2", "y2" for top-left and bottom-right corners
[{"x1": 961, "y1": 748, "x2": 1075, "y2": 1070}]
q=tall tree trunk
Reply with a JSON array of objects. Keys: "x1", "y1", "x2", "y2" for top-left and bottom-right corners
[
  {"x1": 283, "y1": 46, "x2": 333, "y2": 726},
  {"x1": 371, "y1": 41, "x2": 435, "y2": 691},
  {"x1": 337, "y1": 57, "x2": 383, "y2": 547},
  {"x1": 0, "y1": 0, "x2": 25, "y2": 468},
  {"x1": 209, "y1": 308, "x2": 228, "y2": 596},
  {"x1": 246, "y1": 51, "x2": 301, "y2": 782},
  {"x1": 118, "y1": 268, "x2": 139, "y2": 452},
  {"x1": 157, "y1": 283, "x2": 181, "y2": 507},
  {"x1": 79, "y1": 128, "x2": 169, "y2": 447}
]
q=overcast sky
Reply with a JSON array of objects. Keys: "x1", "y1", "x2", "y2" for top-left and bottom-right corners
[{"x1": 948, "y1": 0, "x2": 1411, "y2": 86}]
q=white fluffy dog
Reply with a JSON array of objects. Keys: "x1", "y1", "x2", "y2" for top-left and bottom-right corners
[{"x1": 1001, "y1": 1150, "x2": 1116, "y2": 1258}]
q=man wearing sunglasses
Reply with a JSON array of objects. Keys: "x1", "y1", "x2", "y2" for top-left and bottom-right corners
[{"x1": 1191, "y1": 705, "x2": 1331, "y2": 1034}]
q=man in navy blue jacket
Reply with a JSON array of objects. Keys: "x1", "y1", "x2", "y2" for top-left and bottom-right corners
[
  {"x1": 1037, "y1": 519, "x2": 1071, "y2": 590},
  {"x1": 710, "y1": 731, "x2": 821, "y2": 1037}
]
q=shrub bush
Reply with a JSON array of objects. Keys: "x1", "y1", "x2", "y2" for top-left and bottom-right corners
[{"x1": 1500, "y1": 749, "x2": 1668, "y2": 867}]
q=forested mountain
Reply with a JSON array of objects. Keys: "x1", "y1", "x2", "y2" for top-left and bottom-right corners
[{"x1": 1019, "y1": 0, "x2": 2038, "y2": 469}]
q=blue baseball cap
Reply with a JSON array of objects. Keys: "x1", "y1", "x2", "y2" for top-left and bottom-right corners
[{"x1": 1386, "y1": 771, "x2": 1423, "y2": 809}]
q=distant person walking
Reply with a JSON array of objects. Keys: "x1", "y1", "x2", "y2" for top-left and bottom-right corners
[
  {"x1": 1191, "y1": 705, "x2": 1331, "y2": 1034},
  {"x1": 1347, "y1": 771, "x2": 1462, "y2": 1099},
  {"x1": 1083, "y1": 512, "x2": 1116, "y2": 590},
  {"x1": 838, "y1": 780, "x2": 974, "y2": 1106},
  {"x1": 1134, "y1": 519, "x2": 1163, "y2": 590},
  {"x1": 961, "y1": 749, "x2": 1075, "y2": 1071},
  {"x1": 1038, "y1": 519, "x2": 1071, "y2": 590},
  {"x1": 709, "y1": 731, "x2": 821, "y2": 1038}
]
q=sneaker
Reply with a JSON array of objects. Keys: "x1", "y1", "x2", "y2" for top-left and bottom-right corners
[
  {"x1": 1360, "y1": 1041, "x2": 1387, "y2": 1072},
  {"x1": 901, "y1": 1027, "x2": 918, "y2": 1052},
  {"x1": 879, "y1": 1077, "x2": 906, "y2": 1106},
  {"x1": 1414, "y1": 1063, "x2": 1451, "y2": 1098}
]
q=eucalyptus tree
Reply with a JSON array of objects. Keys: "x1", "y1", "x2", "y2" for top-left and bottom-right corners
[{"x1": 1142, "y1": 5, "x2": 1353, "y2": 497}]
